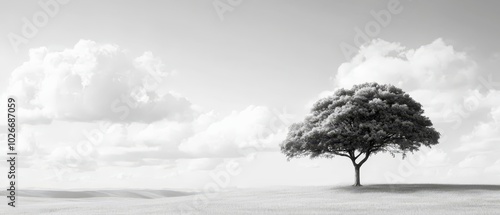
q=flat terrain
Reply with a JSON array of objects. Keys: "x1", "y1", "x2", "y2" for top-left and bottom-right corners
[{"x1": 1, "y1": 184, "x2": 499, "y2": 214}]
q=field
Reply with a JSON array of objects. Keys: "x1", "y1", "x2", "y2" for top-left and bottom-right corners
[{"x1": 1, "y1": 184, "x2": 499, "y2": 214}]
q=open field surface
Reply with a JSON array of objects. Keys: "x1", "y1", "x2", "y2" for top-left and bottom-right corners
[{"x1": 1, "y1": 184, "x2": 499, "y2": 214}]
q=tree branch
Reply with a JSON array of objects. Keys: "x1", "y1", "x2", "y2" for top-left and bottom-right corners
[
  {"x1": 354, "y1": 151, "x2": 363, "y2": 160},
  {"x1": 348, "y1": 150, "x2": 355, "y2": 158},
  {"x1": 332, "y1": 152, "x2": 350, "y2": 158},
  {"x1": 357, "y1": 151, "x2": 371, "y2": 166}
]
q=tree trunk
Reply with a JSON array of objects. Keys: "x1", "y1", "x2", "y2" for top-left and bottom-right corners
[{"x1": 353, "y1": 165, "x2": 361, "y2": 186}]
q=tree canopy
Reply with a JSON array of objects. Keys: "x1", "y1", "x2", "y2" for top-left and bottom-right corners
[{"x1": 280, "y1": 83, "x2": 440, "y2": 186}]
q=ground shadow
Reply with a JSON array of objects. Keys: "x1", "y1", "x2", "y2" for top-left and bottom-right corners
[{"x1": 333, "y1": 184, "x2": 500, "y2": 193}]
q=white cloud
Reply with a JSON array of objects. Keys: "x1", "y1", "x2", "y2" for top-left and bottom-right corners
[
  {"x1": 336, "y1": 38, "x2": 475, "y2": 90},
  {"x1": 458, "y1": 154, "x2": 490, "y2": 168},
  {"x1": 450, "y1": 101, "x2": 500, "y2": 179},
  {"x1": 492, "y1": 106, "x2": 500, "y2": 123},
  {"x1": 334, "y1": 38, "x2": 478, "y2": 122},
  {"x1": 7, "y1": 40, "x2": 194, "y2": 124},
  {"x1": 47, "y1": 146, "x2": 99, "y2": 172},
  {"x1": 178, "y1": 105, "x2": 291, "y2": 157},
  {"x1": 22, "y1": 104, "x2": 292, "y2": 174},
  {"x1": 457, "y1": 107, "x2": 500, "y2": 152}
]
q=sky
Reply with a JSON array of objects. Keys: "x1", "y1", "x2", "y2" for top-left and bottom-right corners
[{"x1": 0, "y1": 0, "x2": 499, "y2": 189}]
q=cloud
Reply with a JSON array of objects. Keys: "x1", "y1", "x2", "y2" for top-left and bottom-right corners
[
  {"x1": 458, "y1": 154, "x2": 491, "y2": 168},
  {"x1": 26, "y1": 105, "x2": 292, "y2": 174},
  {"x1": 335, "y1": 38, "x2": 475, "y2": 90},
  {"x1": 178, "y1": 105, "x2": 292, "y2": 157},
  {"x1": 492, "y1": 106, "x2": 500, "y2": 123},
  {"x1": 0, "y1": 126, "x2": 52, "y2": 169},
  {"x1": 452, "y1": 106, "x2": 500, "y2": 177},
  {"x1": 333, "y1": 38, "x2": 478, "y2": 122},
  {"x1": 47, "y1": 146, "x2": 99, "y2": 172},
  {"x1": 7, "y1": 40, "x2": 195, "y2": 124},
  {"x1": 457, "y1": 107, "x2": 500, "y2": 152}
]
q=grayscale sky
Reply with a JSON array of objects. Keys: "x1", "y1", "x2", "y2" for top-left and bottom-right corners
[{"x1": 0, "y1": 0, "x2": 499, "y2": 189}]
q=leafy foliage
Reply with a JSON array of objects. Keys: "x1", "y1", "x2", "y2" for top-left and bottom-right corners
[{"x1": 281, "y1": 83, "x2": 440, "y2": 166}]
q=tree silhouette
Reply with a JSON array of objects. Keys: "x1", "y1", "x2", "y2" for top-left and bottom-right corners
[{"x1": 281, "y1": 83, "x2": 440, "y2": 186}]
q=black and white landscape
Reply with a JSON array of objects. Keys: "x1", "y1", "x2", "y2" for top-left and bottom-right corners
[{"x1": 0, "y1": 0, "x2": 499, "y2": 214}]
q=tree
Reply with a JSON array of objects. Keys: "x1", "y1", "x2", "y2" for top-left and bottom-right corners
[{"x1": 280, "y1": 83, "x2": 440, "y2": 186}]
